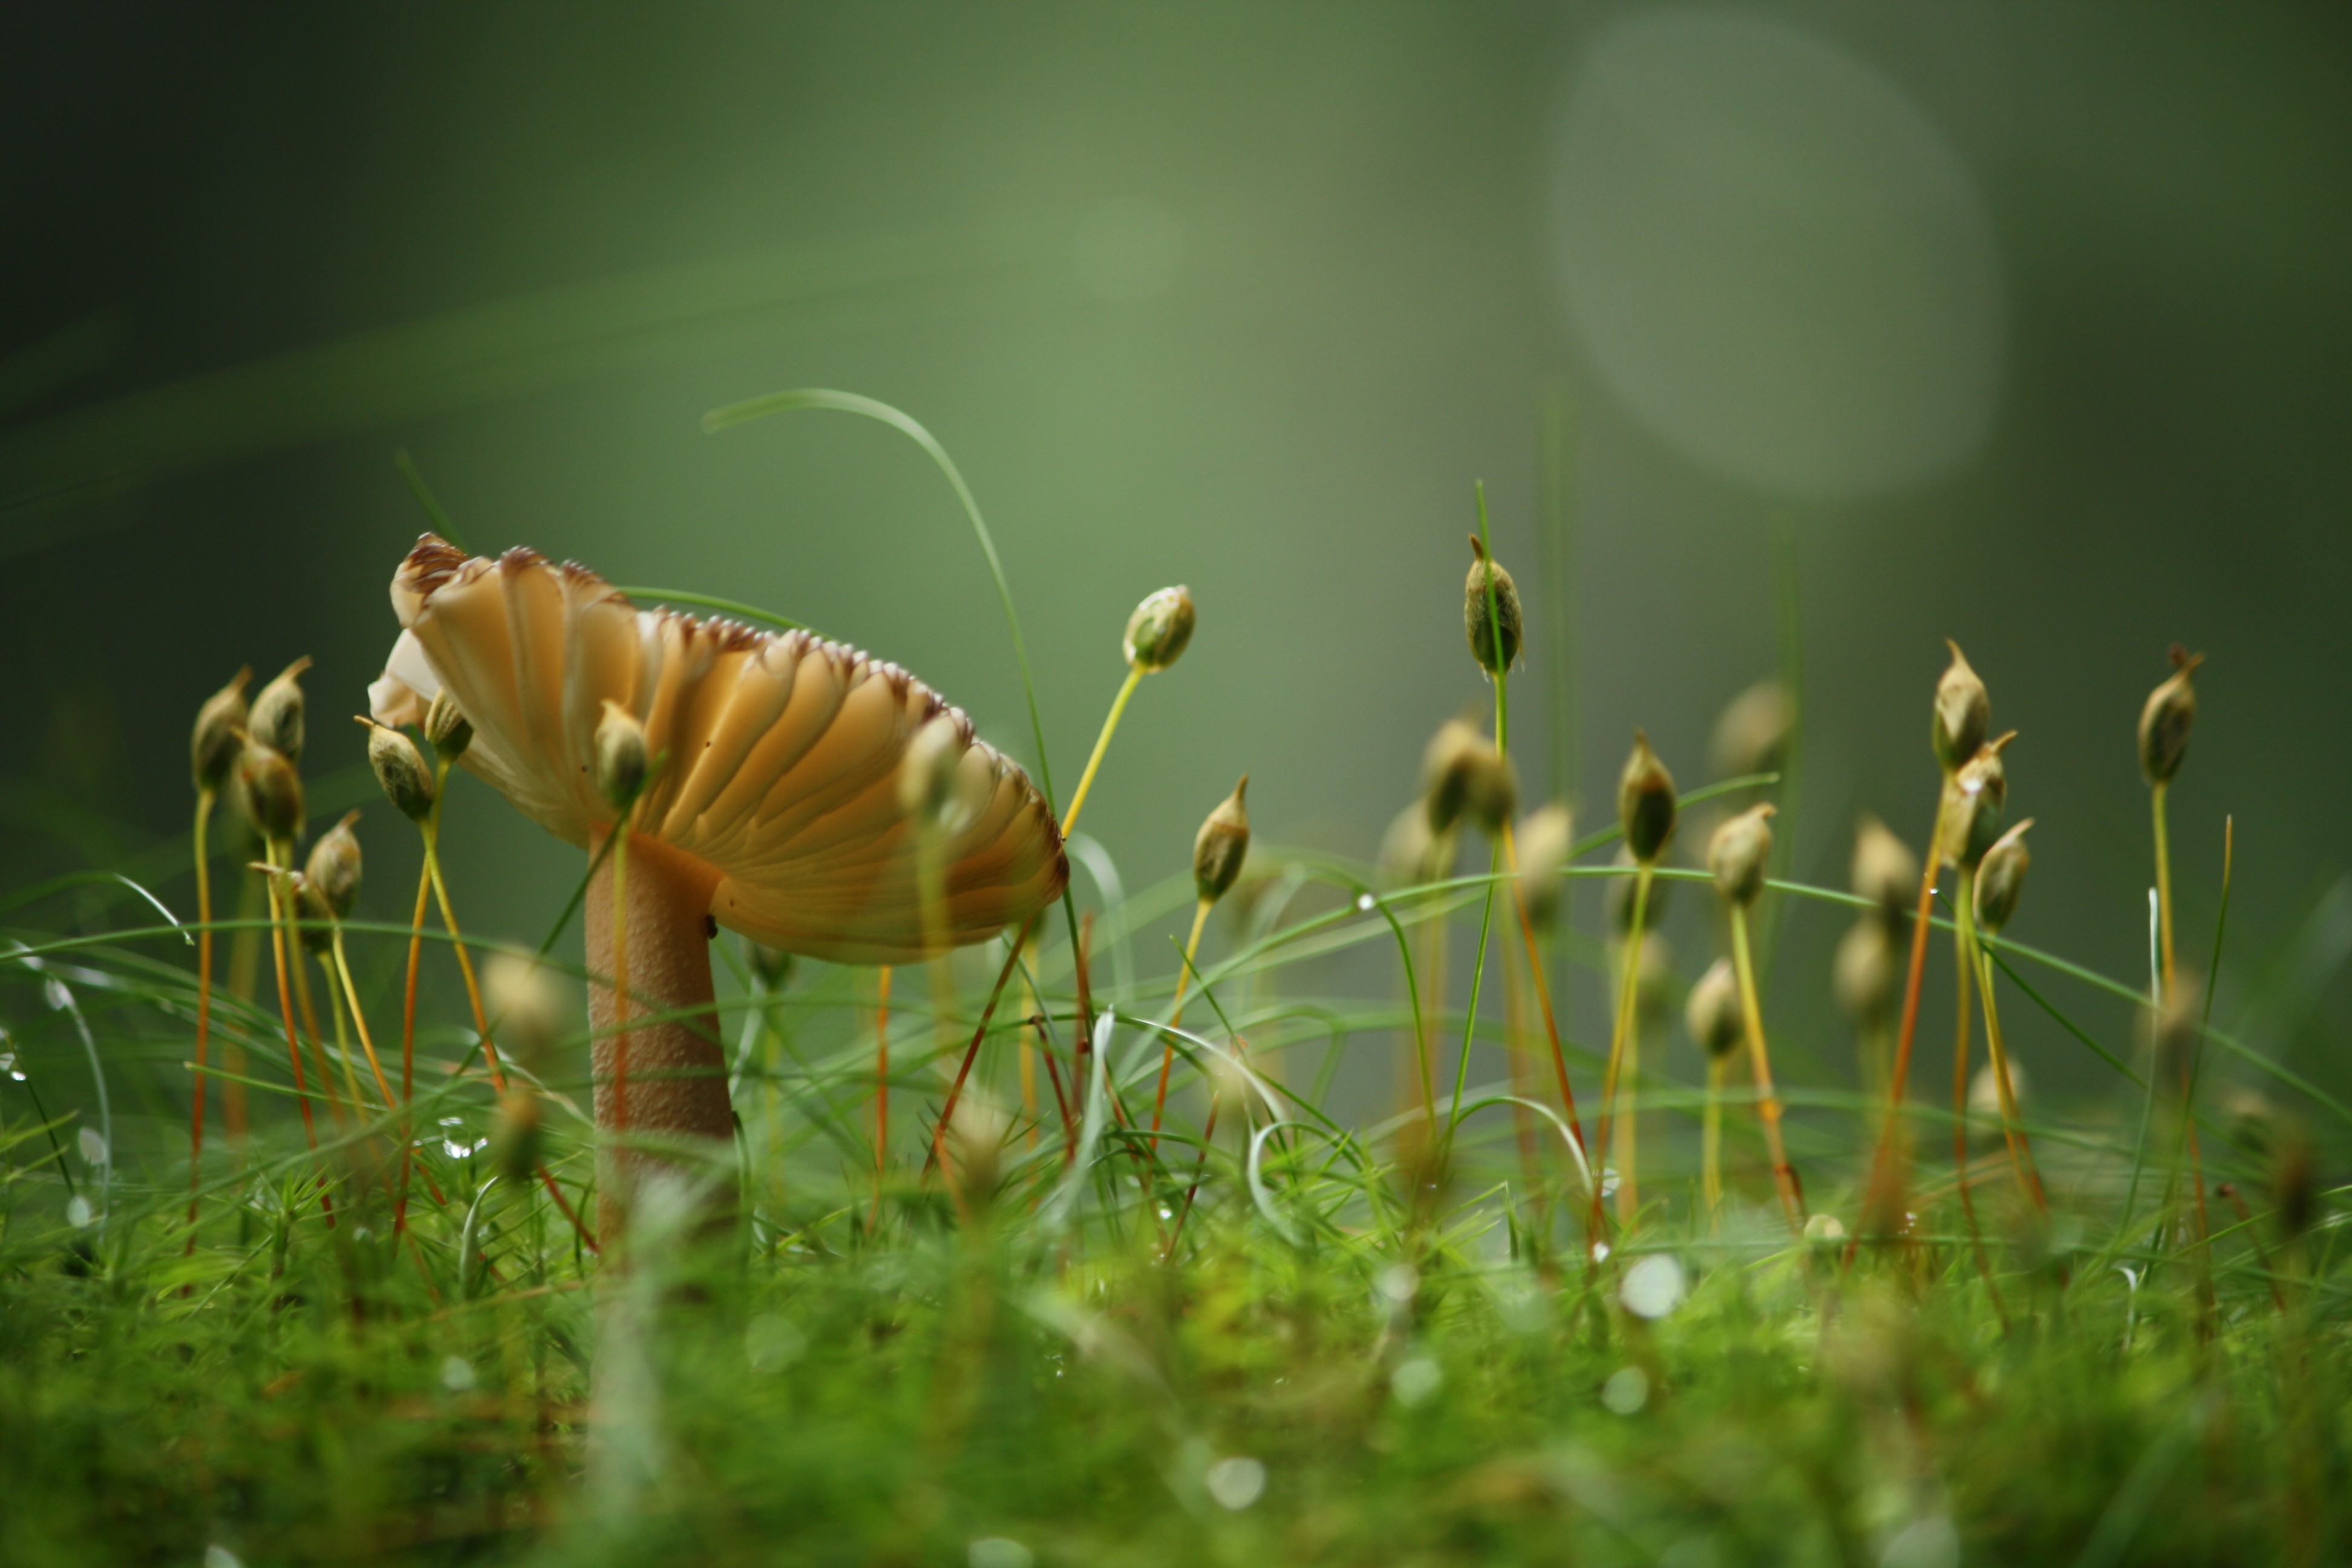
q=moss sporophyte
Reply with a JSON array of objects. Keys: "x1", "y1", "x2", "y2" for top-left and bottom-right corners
[{"x1": 8, "y1": 444, "x2": 2322, "y2": 1566}]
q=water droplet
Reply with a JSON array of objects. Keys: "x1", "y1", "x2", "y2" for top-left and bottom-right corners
[
  {"x1": 1374, "y1": 1263, "x2": 1419, "y2": 1304},
  {"x1": 65, "y1": 1195, "x2": 94, "y2": 1229},
  {"x1": 206, "y1": 1546, "x2": 244, "y2": 1568},
  {"x1": 1601, "y1": 1364, "x2": 1650, "y2": 1414},
  {"x1": 1355, "y1": 893, "x2": 1376, "y2": 912},
  {"x1": 968, "y1": 1539, "x2": 1034, "y2": 1568},
  {"x1": 439, "y1": 1355, "x2": 477, "y2": 1392},
  {"x1": 1391, "y1": 1356, "x2": 1443, "y2": 1408},
  {"x1": 442, "y1": 1140, "x2": 470, "y2": 1159},
  {"x1": 77, "y1": 1128, "x2": 107, "y2": 1166},
  {"x1": 1589, "y1": 1241, "x2": 1612, "y2": 1264},
  {"x1": 1204, "y1": 1455, "x2": 1267, "y2": 1511},
  {"x1": 438, "y1": 1116, "x2": 464, "y2": 1128},
  {"x1": 43, "y1": 977, "x2": 71, "y2": 1012},
  {"x1": 1619, "y1": 1253, "x2": 1687, "y2": 1319},
  {"x1": 1599, "y1": 1166, "x2": 1621, "y2": 1198}
]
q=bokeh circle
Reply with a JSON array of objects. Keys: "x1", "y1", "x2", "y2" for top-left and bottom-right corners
[{"x1": 1550, "y1": 11, "x2": 2005, "y2": 500}]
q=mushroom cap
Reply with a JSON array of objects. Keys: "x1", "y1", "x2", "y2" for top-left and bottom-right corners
[{"x1": 370, "y1": 535, "x2": 1068, "y2": 964}]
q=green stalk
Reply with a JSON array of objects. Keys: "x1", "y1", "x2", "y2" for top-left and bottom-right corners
[
  {"x1": 1443, "y1": 841, "x2": 1502, "y2": 1161},
  {"x1": 330, "y1": 927, "x2": 399, "y2": 1111},
  {"x1": 1441, "y1": 482, "x2": 1509, "y2": 1169},
  {"x1": 1728, "y1": 903, "x2": 1803, "y2": 1231},
  {"x1": 1062, "y1": 665, "x2": 1145, "y2": 838},
  {"x1": 1966, "y1": 907, "x2": 2045, "y2": 1213},
  {"x1": 318, "y1": 950, "x2": 368, "y2": 1113},
  {"x1": 186, "y1": 785, "x2": 217, "y2": 1248}
]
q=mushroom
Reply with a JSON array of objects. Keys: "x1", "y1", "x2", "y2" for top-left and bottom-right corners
[{"x1": 370, "y1": 535, "x2": 1067, "y2": 1238}]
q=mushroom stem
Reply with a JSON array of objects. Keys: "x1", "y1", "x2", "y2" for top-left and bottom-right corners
[{"x1": 586, "y1": 830, "x2": 733, "y2": 1243}]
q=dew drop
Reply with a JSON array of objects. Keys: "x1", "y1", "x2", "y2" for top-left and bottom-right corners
[
  {"x1": 1204, "y1": 1455, "x2": 1267, "y2": 1511},
  {"x1": 1620, "y1": 1254, "x2": 1687, "y2": 1319},
  {"x1": 1391, "y1": 1356, "x2": 1443, "y2": 1408},
  {"x1": 1601, "y1": 1364, "x2": 1650, "y2": 1414}
]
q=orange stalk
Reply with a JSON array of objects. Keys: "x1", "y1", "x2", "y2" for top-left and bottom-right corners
[
  {"x1": 1150, "y1": 897, "x2": 1213, "y2": 1151},
  {"x1": 1850, "y1": 789, "x2": 1950, "y2": 1260},
  {"x1": 263, "y1": 849, "x2": 331, "y2": 1226},
  {"x1": 393, "y1": 858, "x2": 431, "y2": 1238}
]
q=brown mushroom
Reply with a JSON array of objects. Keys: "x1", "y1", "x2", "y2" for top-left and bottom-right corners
[{"x1": 370, "y1": 535, "x2": 1067, "y2": 1237}]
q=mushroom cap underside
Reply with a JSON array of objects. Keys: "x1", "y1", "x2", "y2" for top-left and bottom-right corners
[{"x1": 371, "y1": 535, "x2": 1067, "y2": 964}]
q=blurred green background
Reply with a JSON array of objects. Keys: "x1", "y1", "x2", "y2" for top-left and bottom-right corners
[{"x1": 5, "y1": 3, "x2": 2350, "y2": 1114}]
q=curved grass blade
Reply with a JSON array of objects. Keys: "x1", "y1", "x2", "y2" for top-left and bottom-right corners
[{"x1": 702, "y1": 387, "x2": 1056, "y2": 805}]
